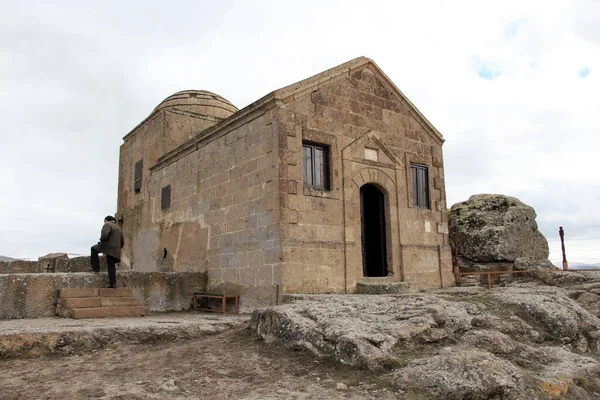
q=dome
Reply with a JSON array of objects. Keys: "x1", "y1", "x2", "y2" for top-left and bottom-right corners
[{"x1": 155, "y1": 90, "x2": 238, "y2": 121}]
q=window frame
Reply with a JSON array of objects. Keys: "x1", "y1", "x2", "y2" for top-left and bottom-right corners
[
  {"x1": 410, "y1": 163, "x2": 430, "y2": 209},
  {"x1": 161, "y1": 185, "x2": 171, "y2": 210},
  {"x1": 302, "y1": 141, "x2": 330, "y2": 191},
  {"x1": 134, "y1": 159, "x2": 143, "y2": 193}
]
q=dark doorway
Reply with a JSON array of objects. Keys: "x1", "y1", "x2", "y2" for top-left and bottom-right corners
[{"x1": 360, "y1": 183, "x2": 388, "y2": 277}]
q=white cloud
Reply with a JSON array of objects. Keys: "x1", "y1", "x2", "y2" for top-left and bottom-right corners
[{"x1": 0, "y1": 0, "x2": 599, "y2": 264}]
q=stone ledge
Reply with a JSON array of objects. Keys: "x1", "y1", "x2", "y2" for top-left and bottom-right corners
[
  {"x1": 0, "y1": 271, "x2": 206, "y2": 319},
  {"x1": 355, "y1": 281, "x2": 415, "y2": 294},
  {"x1": 0, "y1": 313, "x2": 249, "y2": 359}
]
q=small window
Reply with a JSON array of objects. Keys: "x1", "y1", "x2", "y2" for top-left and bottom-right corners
[
  {"x1": 134, "y1": 159, "x2": 143, "y2": 193},
  {"x1": 302, "y1": 142, "x2": 330, "y2": 190},
  {"x1": 411, "y1": 163, "x2": 430, "y2": 209},
  {"x1": 161, "y1": 185, "x2": 171, "y2": 209}
]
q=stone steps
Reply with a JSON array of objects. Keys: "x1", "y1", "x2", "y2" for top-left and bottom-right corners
[
  {"x1": 459, "y1": 274, "x2": 482, "y2": 287},
  {"x1": 57, "y1": 288, "x2": 145, "y2": 319},
  {"x1": 355, "y1": 281, "x2": 415, "y2": 294}
]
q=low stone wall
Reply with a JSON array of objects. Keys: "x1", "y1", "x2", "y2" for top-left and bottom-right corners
[
  {"x1": 62, "y1": 256, "x2": 109, "y2": 272},
  {"x1": 0, "y1": 260, "x2": 38, "y2": 274},
  {"x1": 0, "y1": 271, "x2": 206, "y2": 319},
  {"x1": 0, "y1": 256, "x2": 109, "y2": 274}
]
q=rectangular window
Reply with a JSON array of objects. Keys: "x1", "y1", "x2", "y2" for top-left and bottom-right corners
[
  {"x1": 411, "y1": 163, "x2": 430, "y2": 209},
  {"x1": 134, "y1": 159, "x2": 143, "y2": 193},
  {"x1": 161, "y1": 185, "x2": 171, "y2": 209},
  {"x1": 302, "y1": 142, "x2": 330, "y2": 190}
]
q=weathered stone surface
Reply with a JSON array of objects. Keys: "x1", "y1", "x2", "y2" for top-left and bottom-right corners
[
  {"x1": 1, "y1": 255, "x2": 111, "y2": 274},
  {"x1": 449, "y1": 194, "x2": 549, "y2": 263},
  {"x1": 251, "y1": 282, "x2": 600, "y2": 398},
  {"x1": 531, "y1": 270, "x2": 600, "y2": 319},
  {"x1": 68, "y1": 255, "x2": 109, "y2": 272},
  {"x1": 0, "y1": 271, "x2": 205, "y2": 319},
  {"x1": 355, "y1": 281, "x2": 414, "y2": 294},
  {"x1": 487, "y1": 286, "x2": 600, "y2": 345},
  {"x1": 514, "y1": 256, "x2": 556, "y2": 271},
  {"x1": 0, "y1": 260, "x2": 38, "y2": 273},
  {"x1": 576, "y1": 292, "x2": 600, "y2": 318},
  {"x1": 0, "y1": 313, "x2": 248, "y2": 359},
  {"x1": 390, "y1": 349, "x2": 522, "y2": 400},
  {"x1": 38, "y1": 253, "x2": 69, "y2": 273},
  {"x1": 70, "y1": 306, "x2": 145, "y2": 319}
]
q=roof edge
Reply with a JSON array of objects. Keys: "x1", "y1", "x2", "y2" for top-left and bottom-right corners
[
  {"x1": 123, "y1": 90, "x2": 237, "y2": 142},
  {"x1": 365, "y1": 60, "x2": 444, "y2": 143},
  {"x1": 150, "y1": 56, "x2": 446, "y2": 170}
]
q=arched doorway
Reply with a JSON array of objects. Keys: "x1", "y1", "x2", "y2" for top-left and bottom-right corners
[{"x1": 360, "y1": 183, "x2": 388, "y2": 277}]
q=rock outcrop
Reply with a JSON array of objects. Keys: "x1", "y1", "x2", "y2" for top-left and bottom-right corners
[
  {"x1": 449, "y1": 194, "x2": 552, "y2": 274},
  {"x1": 251, "y1": 276, "x2": 600, "y2": 399}
]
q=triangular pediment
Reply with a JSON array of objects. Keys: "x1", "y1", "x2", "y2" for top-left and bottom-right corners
[
  {"x1": 342, "y1": 130, "x2": 400, "y2": 167},
  {"x1": 273, "y1": 57, "x2": 444, "y2": 144}
]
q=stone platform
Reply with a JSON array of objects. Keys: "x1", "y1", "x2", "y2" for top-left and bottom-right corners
[
  {"x1": 0, "y1": 312, "x2": 249, "y2": 359},
  {"x1": 355, "y1": 281, "x2": 415, "y2": 294},
  {"x1": 0, "y1": 271, "x2": 206, "y2": 319}
]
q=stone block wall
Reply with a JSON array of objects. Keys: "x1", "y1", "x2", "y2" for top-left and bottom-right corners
[
  {"x1": 119, "y1": 107, "x2": 282, "y2": 309},
  {"x1": 0, "y1": 271, "x2": 205, "y2": 319},
  {"x1": 114, "y1": 59, "x2": 453, "y2": 303},
  {"x1": 0, "y1": 257, "x2": 110, "y2": 274},
  {"x1": 118, "y1": 112, "x2": 165, "y2": 213},
  {"x1": 277, "y1": 65, "x2": 453, "y2": 293},
  {"x1": 0, "y1": 260, "x2": 38, "y2": 274}
]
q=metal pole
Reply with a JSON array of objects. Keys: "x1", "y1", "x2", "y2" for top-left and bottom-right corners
[{"x1": 559, "y1": 226, "x2": 568, "y2": 270}]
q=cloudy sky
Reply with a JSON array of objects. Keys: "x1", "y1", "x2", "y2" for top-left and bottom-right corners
[{"x1": 1, "y1": 0, "x2": 599, "y2": 264}]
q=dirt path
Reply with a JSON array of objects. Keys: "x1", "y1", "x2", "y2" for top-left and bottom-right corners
[{"x1": 0, "y1": 326, "x2": 406, "y2": 400}]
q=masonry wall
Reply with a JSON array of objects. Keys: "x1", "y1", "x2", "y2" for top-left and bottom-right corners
[
  {"x1": 0, "y1": 272, "x2": 205, "y2": 319},
  {"x1": 120, "y1": 109, "x2": 282, "y2": 309},
  {"x1": 277, "y1": 65, "x2": 454, "y2": 293},
  {"x1": 0, "y1": 260, "x2": 38, "y2": 273},
  {"x1": 118, "y1": 112, "x2": 164, "y2": 214},
  {"x1": 118, "y1": 110, "x2": 231, "y2": 268}
]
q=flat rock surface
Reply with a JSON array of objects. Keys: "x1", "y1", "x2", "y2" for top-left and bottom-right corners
[
  {"x1": 0, "y1": 312, "x2": 247, "y2": 335},
  {"x1": 252, "y1": 282, "x2": 600, "y2": 399},
  {"x1": 0, "y1": 312, "x2": 249, "y2": 359}
]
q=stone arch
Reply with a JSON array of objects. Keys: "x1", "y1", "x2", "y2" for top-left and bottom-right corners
[{"x1": 352, "y1": 168, "x2": 396, "y2": 193}]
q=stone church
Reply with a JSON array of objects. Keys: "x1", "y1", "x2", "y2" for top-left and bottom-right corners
[{"x1": 117, "y1": 57, "x2": 454, "y2": 306}]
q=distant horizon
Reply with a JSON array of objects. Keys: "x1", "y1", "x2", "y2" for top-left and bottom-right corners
[
  {"x1": 2, "y1": 2, "x2": 599, "y2": 263},
  {"x1": 3, "y1": 254, "x2": 599, "y2": 269}
]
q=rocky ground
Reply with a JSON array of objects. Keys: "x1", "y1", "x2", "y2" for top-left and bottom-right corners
[
  {"x1": 2, "y1": 271, "x2": 600, "y2": 399},
  {"x1": 1, "y1": 324, "x2": 406, "y2": 400},
  {"x1": 252, "y1": 271, "x2": 600, "y2": 399}
]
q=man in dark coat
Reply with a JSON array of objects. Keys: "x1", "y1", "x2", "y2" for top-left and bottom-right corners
[{"x1": 91, "y1": 215, "x2": 124, "y2": 288}]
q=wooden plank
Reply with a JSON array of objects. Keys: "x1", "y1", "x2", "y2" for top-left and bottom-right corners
[
  {"x1": 101, "y1": 297, "x2": 141, "y2": 307},
  {"x1": 99, "y1": 288, "x2": 134, "y2": 297},
  {"x1": 59, "y1": 288, "x2": 99, "y2": 298},
  {"x1": 60, "y1": 297, "x2": 101, "y2": 308}
]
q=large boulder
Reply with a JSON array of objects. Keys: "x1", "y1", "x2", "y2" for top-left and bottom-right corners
[{"x1": 449, "y1": 194, "x2": 549, "y2": 263}]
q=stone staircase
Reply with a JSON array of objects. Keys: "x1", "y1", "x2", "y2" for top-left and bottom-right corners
[
  {"x1": 356, "y1": 278, "x2": 415, "y2": 294},
  {"x1": 459, "y1": 274, "x2": 482, "y2": 287},
  {"x1": 57, "y1": 288, "x2": 145, "y2": 319}
]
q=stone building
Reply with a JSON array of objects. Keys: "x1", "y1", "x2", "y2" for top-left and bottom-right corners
[{"x1": 117, "y1": 57, "x2": 454, "y2": 307}]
